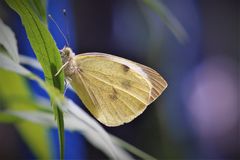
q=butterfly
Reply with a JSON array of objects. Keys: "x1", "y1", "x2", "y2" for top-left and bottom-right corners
[{"x1": 56, "y1": 46, "x2": 167, "y2": 127}]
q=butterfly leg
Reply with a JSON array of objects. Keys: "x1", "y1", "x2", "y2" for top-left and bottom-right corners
[
  {"x1": 55, "y1": 61, "x2": 69, "y2": 76},
  {"x1": 64, "y1": 77, "x2": 72, "y2": 95}
]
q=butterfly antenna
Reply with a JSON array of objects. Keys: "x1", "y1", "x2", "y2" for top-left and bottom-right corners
[
  {"x1": 63, "y1": 9, "x2": 70, "y2": 46},
  {"x1": 48, "y1": 14, "x2": 70, "y2": 46}
]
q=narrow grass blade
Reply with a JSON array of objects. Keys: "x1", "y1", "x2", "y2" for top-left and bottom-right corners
[
  {"x1": 19, "y1": 55, "x2": 42, "y2": 70},
  {"x1": 0, "y1": 19, "x2": 19, "y2": 63},
  {"x1": 111, "y1": 135, "x2": 157, "y2": 160},
  {"x1": 5, "y1": 0, "x2": 65, "y2": 158},
  {"x1": 0, "y1": 53, "x2": 64, "y2": 102},
  {"x1": 140, "y1": 0, "x2": 188, "y2": 43},
  {"x1": 27, "y1": 0, "x2": 47, "y2": 24}
]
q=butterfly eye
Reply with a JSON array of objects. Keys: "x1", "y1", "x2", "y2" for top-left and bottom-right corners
[
  {"x1": 60, "y1": 47, "x2": 69, "y2": 57},
  {"x1": 65, "y1": 49, "x2": 70, "y2": 56}
]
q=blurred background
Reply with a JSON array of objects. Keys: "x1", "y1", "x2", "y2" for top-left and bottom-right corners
[{"x1": 0, "y1": 0, "x2": 239, "y2": 159}]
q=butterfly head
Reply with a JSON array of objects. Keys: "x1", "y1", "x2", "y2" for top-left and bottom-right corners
[{"x1": 60, "y1": 46, "x2": 75, "y2": 64}]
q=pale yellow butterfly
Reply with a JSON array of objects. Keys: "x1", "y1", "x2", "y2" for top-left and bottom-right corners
[{"x1": 56, "y1": 47, "x2": 167, "y2": 127}]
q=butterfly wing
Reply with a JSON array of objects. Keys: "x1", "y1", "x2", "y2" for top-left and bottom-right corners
[{"x1": 70, "y1": 53, "x2": 167, "y2": 126}]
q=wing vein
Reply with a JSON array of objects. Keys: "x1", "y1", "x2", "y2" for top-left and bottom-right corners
[
  {"x1": 116, "y1": 95, "x2": 136, "y2": 115},
  {"x1": 82, "y1": 69, "x2": 150, "y2": 93},
  {"x1": 83, "y1": 72, "x2": 148, "y2": 105},
  {"x1": 77, "y1": 73, "x2": 109, "y2": 122}
]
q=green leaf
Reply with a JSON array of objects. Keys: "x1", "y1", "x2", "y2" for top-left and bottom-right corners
[
  {"x1": 0, "y1": 17, "x2": 52, "y2": 157},
  {"x1": 0, "y1": 113, "x2": 23, "y2": 123},
  {"x1": 27, "y1": 0, "x2": 47, "y2": 24},
  {"x1": 6, "y1": 100, "x2": 156, "y2": 160},
  {"x1": 7, "y1": 102, "x2": 134, "y2": 160},
  {"x1": 0, "y1": 68, "x2": 52, "y2": 158},
  {"x1": 0, "y1": 53, "x2": 64, "y2": 104},
  {"x1": 4, "y1": 0, "x2": 64, "y2": 90},
  {"x1": 4, "y1": 1, "x2": 65, "y2": 158},
  {"x1": 0, "y1": 53, "x2": 65, "y2": 160},
  {"x1": 16, "y1": 121, "x2": 51, "y2": 159},
  {"x1": 140, "y1": 0, "x2": 188, "y2": 43},
  {"x1": 0, "y1": 51, "x2": 31, "y2": 76},
  {"x1": 0, "y1": 19, "x2": 19, "y2": 63}
]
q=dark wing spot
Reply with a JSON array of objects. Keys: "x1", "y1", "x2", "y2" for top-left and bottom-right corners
[
  {"x1": 109, "y1": 94, "x2": 117, "y2": 100},
  {"x1": 122, "y1": 80, "x2": 131, "y2": 89},
  {"x1": 122, "y1": 65, "x2": 130, "y2": 72},
  {"x1": 109, "y1": 88, "x2": 118, "y2": 100}
]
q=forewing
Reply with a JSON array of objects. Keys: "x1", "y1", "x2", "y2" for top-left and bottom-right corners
[
  {"x1": 71, "y1": 53, "x2": 167, "y2": 126},
  {"x1": 136, "y1": 63, "x2": 168, "y2": 103}
]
